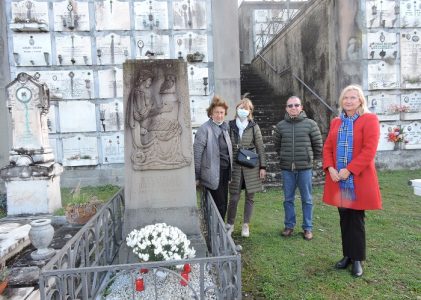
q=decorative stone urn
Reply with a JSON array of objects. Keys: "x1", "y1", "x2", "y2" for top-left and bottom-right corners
[{"x1": 28, "y1": 219, "x2": 55, "y2": 260}]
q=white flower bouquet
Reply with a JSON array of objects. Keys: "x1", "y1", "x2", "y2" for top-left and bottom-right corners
[{"x1": 126, "y1": 223, "x2": 196, "y2": 262}]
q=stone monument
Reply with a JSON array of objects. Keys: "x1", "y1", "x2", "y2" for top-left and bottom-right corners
[
  {"x1": 0, "y1": 72, "x2": 63, "y2": 215},
  {"x1": 122, "y1": 59, "x2": 201, "y2": 261}
]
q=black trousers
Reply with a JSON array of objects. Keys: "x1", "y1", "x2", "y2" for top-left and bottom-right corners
[
  {"x1": 209, "y1": 167, "x2": 230, "y2": 221},
  {"x1": 338, "y1": 208, "x2": 366, "y2": 261}
]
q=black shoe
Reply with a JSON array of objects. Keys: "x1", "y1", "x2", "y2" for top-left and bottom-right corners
[
  {"x1": 352, "y1": 260, "x2": 363, "y2": 277},
  {"x1": 335, "y1": 257, "x2": 351, "y2": 269}
]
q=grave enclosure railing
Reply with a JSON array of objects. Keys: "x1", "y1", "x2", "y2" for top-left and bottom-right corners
[{"x1": 38, "y1": 188, "x2": 242, "y2": 299}]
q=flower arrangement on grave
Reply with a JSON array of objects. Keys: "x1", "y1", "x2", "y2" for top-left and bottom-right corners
[
  {"x1": 387, "y1": 126, "x2": 406, "y2": 144},
  {"x1": 0, "y1": 264, "x2": 9, "y2": 294},
  {"x1": 388, "y1": 104, "x2": 410, "y2": 114},
  {"x1": 126, "y1": 223, "x2": 196, "y2": 262}
]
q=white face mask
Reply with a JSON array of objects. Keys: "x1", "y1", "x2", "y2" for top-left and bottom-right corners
[
  {"x1": 237, "y1": 108, "x2": 250, "y2": 119},
  {"x1": 212, "y1": 119, "x2": 223, "y2": 126}
]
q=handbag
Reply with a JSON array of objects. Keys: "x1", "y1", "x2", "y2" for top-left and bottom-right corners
[
  {"x1": 233, "y1": 125, "x2": 259, "y2": 168},
  {"x1": 237, "y1": 148, "x2": 259, "y2": 168}
]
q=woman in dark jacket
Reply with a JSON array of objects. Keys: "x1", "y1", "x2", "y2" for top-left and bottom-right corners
[
  {"x1": 226, "y1": 98, "x2": 266, "y2": 237},
  {"x1": 193, "y1": 96, "x2": 233, "y2": 220}
]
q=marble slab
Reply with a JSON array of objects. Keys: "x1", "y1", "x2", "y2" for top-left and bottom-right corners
[
  {"x1": 173, "y1": 0, "x2": 207, "y2": 29},
  {"x1": 366, "y1": 0, "x2": 398, "y2": 28},
  {"x1": 0, "y1": 223, "x2": 31, "y2": 264},
  {"x1": 367, "y1": 93, "x2": 400, "y2": 121},
  {"x1": 47, "y1": 105, "x2": 57, "y2": 133},
  {"x1": 96, "y1": 34, "x2": 131, "y2": 65},
  {"x1": 400, "y1": 0, "x2": 421, "y2": 28},
  {"x1": 11, "y1": 1, "x2": 49, "y2": 28},
  {"x1": 402, "y1": 121, "x2": 421, "y2": 149},
  {"x1": 99, "y1": 100, "x2": 123, "y2": 132},
  {"x1": 97, "y1": 68, "x2": 123, "y2": 99},
  {"x1": 101, "y1": 133, "x2": 124, "y2": 164},
  {"x1": 174, "y1": 31, "x2": 207, "y2": 61},
  {"x1": 367, "y1": 60, "x2": 400, "y2": 90},
  {"x1": 378, "y1": 122, "x2": 399, "y2": 151},
  {"x1": 59, "y1": 101, "x2": 97, "y2": 132},
  {"x1": 55, "y1": 34, "x2": 92, "y2": 65},
  {"x1": 134, "y1": 0, "x2": 169, "y2": 30},
  {"x1": 366, "y1": 30, "x2": 398, "y2": 60},
  {"x1": 135, "y1": 33, "x2": 170, "y2": 58},
  {"x1": 62, "y1": 135, "x2": 98, "y2": 166},
  {"x1": 401, "y1": 92, "x2": 421, "y2": 112},
  {"x1": 53, "y1": 1, "x2": 90, "y2": 31},
  {"x1": 49, "y1": 138, "x2": 59, "y2": 162},
  {"x1": 95, "y1": 1, "x2": 130, "y2": 30},
  {"x1": 23, "y1": 70, "x2": 94, "y2": 99},
  {"x1": 187, "y1": 64, "x2": 208, "y2": 95},
  {"x1": 400, "y1": 30, "x2": 421, "y2": 89},
  {"x1": 190, "y1": 95, "x2": 210, "y2": 127},
  {"x1": 12, "y1": 33, "x2": 52, "y2": 66}
]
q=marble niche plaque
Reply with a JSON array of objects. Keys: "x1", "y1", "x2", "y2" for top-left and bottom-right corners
[
  {"x1": 95, "y1": 1, "x2": 130, "y2": 30},
  {"x1": 49, "y1": 138, "x2": 59, "y2": 162},
  {"x1": 174, "y1": 32, "x2": 208, "y2": 61},
  {"x1": 99, "y1": 100, "x2": 123, "y2": 132},
  {"x1": 365, "y1": 0, "x2": 398, "y2": 28},
  {"x1": 12, "y1": 33, "x2": 52, "y2": 66},
  {"x1": 59, "y1": 101, "x2": 96, "y2": 133},
  {"x1": 366, "y1": 30, "x2": 398, "y2": 60},
  {"x1": 25, "y1": 70, "x2": 94, "y2": 99},
  {"x1": 402, "y1": 121, "x2": 421, "y2": 149},
  {"x1": 134, "y1": 0, "x2": 169, "y2": 30},
  {"x1": 53, "y1": 1, "x2": 90, "y2": 31},
  {"x1": 173, "y1": 0, "x2": 207, "y2": 30},
  {"x1": 101, "y1": 133, "x2": 124, "y2": 164},
  {"x1": 98, "y1": 68, "x2": 123, "y2": 99},
  {"x1": 367, "y1": 93, "x2": 400, "y2": 121},
  {"x1": 400, "y1": 30, "x2": 421, "y2": 89},
  {"x1": 378, "y1": 122, "x2": 398, "y2": 151},
  {"x1": 367, "y1": 61, "x2": 399, "y2": 90},
  {"x1": 135, "y1": 34, "x2": 170, "y2": 58},
  {"x1": 96, "y1": 34, "x2": 131, "y2": 65},
  {"x1": 400, "y1": 92, "x2": 421, "y2": 120},
  {"x1": 46, "y1": 105, "x2": 57, "y2": 133},
  {"x1": 400, "y1": 0, "x2": 421, "y2": 28},
  {"x1": 187, "y1": 65, "x2": 208, "y2": 95},
  {"x1": 62, "y1": 135, "x2": 98, "y2": 166},
  {"x1": 11, "y1": 1, "x2": 49, "y2": 31},
  {"x1": 190, "y1": 95, "x2": 210, "y2": 127},
  {"x1": 55, "y1": 34, "x2": 92, "y2": 65}
]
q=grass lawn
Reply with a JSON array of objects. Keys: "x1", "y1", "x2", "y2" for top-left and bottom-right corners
[{"x1": 230, "y1": 169, "x2": 421, "y2": 299}]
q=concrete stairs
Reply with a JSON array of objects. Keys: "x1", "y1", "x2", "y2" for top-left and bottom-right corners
[{"x1": 240, "y1": 65, "x2": 284, "y2": 187}]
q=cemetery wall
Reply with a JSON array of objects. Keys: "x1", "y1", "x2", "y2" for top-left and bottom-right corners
[
  {"x1": 250, "y1": 0, "x2": 421, "y2": 168},
  {"x1": 0, "y1": 0, "x2": 240, "y2": 187}
]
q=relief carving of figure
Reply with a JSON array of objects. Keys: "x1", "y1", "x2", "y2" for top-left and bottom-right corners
[{"x1": 126, "y1": 71, "x2": 190, "y2": 170}]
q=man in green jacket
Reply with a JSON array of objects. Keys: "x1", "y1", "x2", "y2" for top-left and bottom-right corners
[{"x1": 273, "y1": 96, "x2": 323, "y2": 240}]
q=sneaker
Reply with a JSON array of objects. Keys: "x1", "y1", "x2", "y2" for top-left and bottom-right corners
[
  {"x1": 241, "y1": 223, "x2": 250, "y2": 237},
  {"x1": 303, "y1": 230, "x2": 313, "y2": 241},
  {"x1": 225, "y1": 223, "x2": 234, "y2": 235},
  {"x1": 281, "y1": 228, "x2": 294, "y2": 237}
]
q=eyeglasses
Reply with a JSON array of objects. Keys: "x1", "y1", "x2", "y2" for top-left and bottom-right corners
[{"x1": 287, "y1": 104, "x2": 301, "y2": 108}]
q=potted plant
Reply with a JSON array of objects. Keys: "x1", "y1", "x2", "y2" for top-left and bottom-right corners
[
  {"x1": 0, "y1": 264, "x2": 9, "y2": 294},
  {"x1": 64, "y1": 183, "x2": 102, "y2": 225}
]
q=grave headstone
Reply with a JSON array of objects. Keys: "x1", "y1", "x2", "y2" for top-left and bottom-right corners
[
  {"x1": 121, "y1": 59, "x2": 200, "y2": 262},
  {"x1": 0, "y1": 73, "x2": 63, "y2": 215}
]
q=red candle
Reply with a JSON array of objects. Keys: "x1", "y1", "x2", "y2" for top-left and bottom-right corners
[
  {"x1": 140, "y1": 268, "x2": 149, "y2": 274},
  {"x1": 183, "y1": 263, "x2": 191, "y2": 273},
  {"x1": 135, "y1": 278, "x2": 144, "y2": 291},
  {"x1": 180, "y1": 272, "x2": 189, "y2": 286}
]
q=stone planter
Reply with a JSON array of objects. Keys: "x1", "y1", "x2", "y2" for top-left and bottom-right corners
[
  {"x1": 29, "y1": 219, "x2": 55, "y2": 260},
  {"x1": 65, "y1": 202, "x2": 100, "y2": 225}
]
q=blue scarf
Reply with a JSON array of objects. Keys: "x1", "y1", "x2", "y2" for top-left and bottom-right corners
[{"x1": 336, "y1": 112, "x2": 359, "y2": 200}]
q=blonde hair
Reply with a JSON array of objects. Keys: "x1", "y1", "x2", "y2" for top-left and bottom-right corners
[
  {"x1": 206, "y1": 95, "x2": 228, "y2": 117},
  {"x1": 235, "y1": 97, "x2": 254, "y2": 120},
  {"x1": 338, "y1": 85, "x2": 371, "y2": 115}
]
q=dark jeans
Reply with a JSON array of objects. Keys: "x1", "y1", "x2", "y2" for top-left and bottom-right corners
[
  {"x1": 209, "y1": 167, "x2": 230, "y2": 220},
  {"x1": 338, "y1": 208, "x2": 366, "y2": 260}
]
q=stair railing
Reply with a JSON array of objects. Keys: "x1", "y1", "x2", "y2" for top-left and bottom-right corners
[{"x1": 256, "y1": 53, "x2": 335, "y2": 113}]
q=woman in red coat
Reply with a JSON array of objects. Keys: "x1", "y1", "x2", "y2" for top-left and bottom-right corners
[{"x1": 323, "y1": 85, "x2": 382, "y2": 277}]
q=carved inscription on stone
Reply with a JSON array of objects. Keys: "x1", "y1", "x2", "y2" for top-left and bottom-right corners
[
  {"x1": 187, "y1": 65, "x2": 208, "y2": 95},
  {"x1": 190, "y1": 95, "x2": 210, "y2": 127},
  {"x1": 378, "y1": 122, "x2": 398, "y2": 151},
  {"x1": 98, "y1": 68, "x2": 123, "y2": 99},
  {"x1": 96, "y1": 34, "x2": 131, "y2": 65},
  {"x1": 367, "y1": 93, "x2": 400, "y2": 121},
  {"x1": 366, "y1": 30, "x2": 398, "y2": 60},
  {"x1": 400, "y1": 0, "x2": 421, "y2": 28},
  {"x1": 11, "y1": 1, "x2": 49, "y2": 26},
  {"x1": 134, "y1": 1, "x2": 169, "y2": 30},
  {"x1": 53, "y1": 1, "x2": 90, "y2": 31},
  {"x1": 124, "y1": 61, "x2": 192, "y2": 170},
  {"x1": 400, "y1": 30, "x2": 421, "y2": 89},
  {"x1": 402, "y1": 121, "x2": 421, "y2": 149},
  {"x1": 135, "y1": 34, "x2": 170, "y2": 58},
  {"x1": 174, "y1": 32, "x2": 207, "y2": 61},
  {"x1": 99, "y1": 100, "x2": 123, "y2": 132},
  {"x1": 62, "y1": 135, "x2": 98, "y2": 166},
  {"x1": 95, "y1": 1, "x2": 130, "y2": 30},
  {"x1": 55, "y1": 34, "x2": 92, "y2": 65},
  {"x1": 59, "y1": 101, "x2": 96, "y2": 133},
  {"x1": 367, "y1": 61, "x2": 399, "y2": 90},
  {"x1": 173, "y1": 0, "x2": 207, "y2": 29},
  {"x1": 366, "y1": 0, "x2": 398, "y2": 28},
  {"x1": 101, "y1": 133, "x2": 124, "y2": 164},
  {"x1": 12, "y1": 33, "x2": 52, "y2": 66}
]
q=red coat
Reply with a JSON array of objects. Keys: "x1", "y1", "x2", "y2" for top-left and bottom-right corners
[{"x1": 323, "y1": 113, "x2": 382, "y2": 210}]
